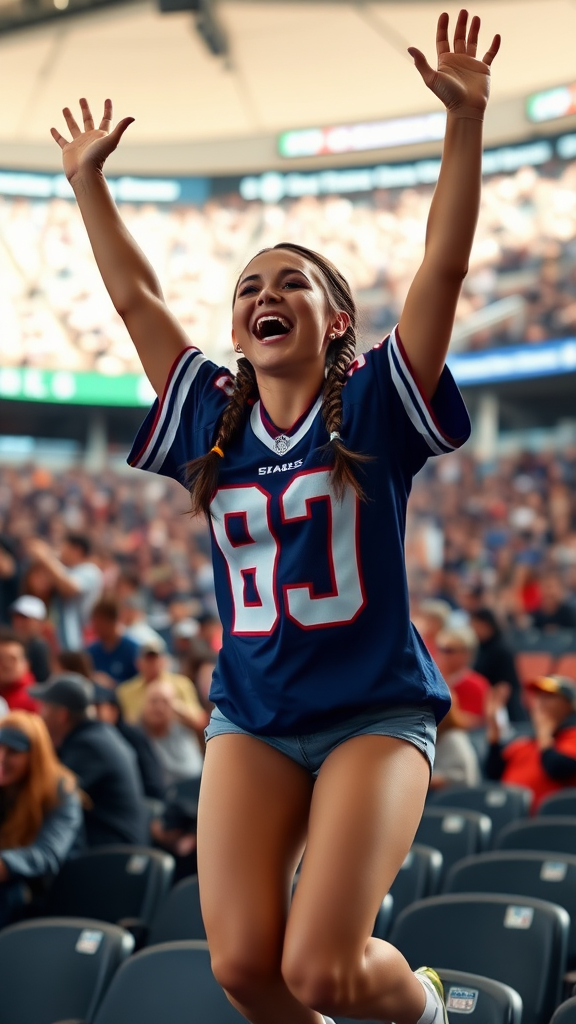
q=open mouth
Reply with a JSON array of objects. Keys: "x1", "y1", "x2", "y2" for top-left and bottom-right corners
[{"x1": 253, "y1": 314, "x2": 293, "y2": 343}]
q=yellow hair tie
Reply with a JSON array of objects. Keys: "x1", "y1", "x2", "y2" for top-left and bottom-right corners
[{"x1": 211, "y1": 445, "x2": 224, "y2": 458}]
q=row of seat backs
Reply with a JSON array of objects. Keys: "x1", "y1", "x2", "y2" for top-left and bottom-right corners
[{"x1": 0, "y1": 925, "x2": 532, "y2": 1024}]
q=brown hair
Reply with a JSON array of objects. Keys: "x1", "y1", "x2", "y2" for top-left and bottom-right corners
[
  {"x1": 0, "y1": 710, "x2": 77, "y2": 849},
  {"x1": 91, "y1": 595, "x2": 120, "y2": 623},
  {"x1": 186, "y1": 242, "x2": 371, "y2": 517}
]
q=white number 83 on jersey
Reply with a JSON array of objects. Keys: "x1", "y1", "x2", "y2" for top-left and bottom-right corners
[{"x1": 211, "y1": 468, "x2": 366, "y2": 634}]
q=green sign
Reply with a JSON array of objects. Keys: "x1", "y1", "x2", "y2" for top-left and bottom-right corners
[{"x1": 0, "y1": 367, "x2": 155, "y2": 407}]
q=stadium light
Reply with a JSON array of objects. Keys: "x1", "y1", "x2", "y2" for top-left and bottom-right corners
[{"x1": 157, "y1": 0, "x2": 228, "y2": 57}]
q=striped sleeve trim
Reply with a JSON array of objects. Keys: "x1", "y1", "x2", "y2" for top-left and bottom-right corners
[
  {"x1": 130, "y1": 347, "x2": 209, "y2": 471},
  {"x1": 386, "y1": 326, "x2": 463, "y2": 455}
]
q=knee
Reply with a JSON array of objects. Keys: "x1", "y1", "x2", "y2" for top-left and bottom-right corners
[
  {"x1": 281, "y1": 949, "x2": 356, "y2": 1014},
  {"x1": 211, "y1": 948, "x2": 279, "y2": 1005}
]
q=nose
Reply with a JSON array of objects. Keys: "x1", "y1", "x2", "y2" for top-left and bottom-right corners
[{"x1": 257, "y1": 282, "x2": 282, "y2": 305}]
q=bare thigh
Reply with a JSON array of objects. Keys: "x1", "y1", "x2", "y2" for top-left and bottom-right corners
[
  {"x1": 197, "y1": 734, "x2": 314, "y2": 1002},
  {"x1": 282, "y1": 734, "x2": 430, "y2": 1020}
]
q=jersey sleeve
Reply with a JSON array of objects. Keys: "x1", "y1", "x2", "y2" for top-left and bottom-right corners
[
  {"x1": 127, "y1": 347, "x2": 233, "y2": 485},
  {"x1": 367, "y1": 325, "x2": 471, "y2": 475}
]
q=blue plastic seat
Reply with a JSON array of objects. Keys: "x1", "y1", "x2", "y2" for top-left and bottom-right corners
[{"x1": 430, "y1": 784, "x2": 530, "y2": 844}]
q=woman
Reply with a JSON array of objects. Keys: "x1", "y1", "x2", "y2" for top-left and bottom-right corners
[
  {"x1": 51, "y1": 11, "x2": 500, "y2": 1023},
  {"x1": 0, "y1": 710, "x2": 83, "y2": 927}
]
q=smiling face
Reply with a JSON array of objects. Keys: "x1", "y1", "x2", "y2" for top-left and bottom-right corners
[
  {"x1": 0, "y1": 744, "x2": 30, "y2": 787},
  {"x1": 232, "y1": 248, "x2": 349, "y2": 381}
]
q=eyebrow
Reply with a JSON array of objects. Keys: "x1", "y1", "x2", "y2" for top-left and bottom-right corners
[{"x1": 238, "y1": 267, "x2": 311, "y2": 288}]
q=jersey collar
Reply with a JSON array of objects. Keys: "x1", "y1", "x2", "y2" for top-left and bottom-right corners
[{"x1": 250, "y1": 394, "x2": 322, "y2": 455}]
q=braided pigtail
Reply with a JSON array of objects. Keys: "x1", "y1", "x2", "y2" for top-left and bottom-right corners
[
  {"x1": 186, "y1": 357, "x2": 258, "y2": 518},
  {"x1": 320, "y1": 328, "x2": 372, "y2": 502}
]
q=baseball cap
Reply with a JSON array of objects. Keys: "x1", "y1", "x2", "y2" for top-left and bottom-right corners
[
  {"x1": 10, "y1": 595, "x2": 47, "y2": 621},
  {"x1": 527, "y1": 675, "x2": 576, "y2": 707},
  {"x1": 91, "y1": 683, "x2": 119, "y2": 707},
  {"x1": 0, "y1": 725, "x2": 31, "y2": 752},
  {"x1": 28, "y1": 673, "x2": 95, "y2": 711},
  {"x1": 140, "y1": 636, "x2": 167, "y2": 655}
]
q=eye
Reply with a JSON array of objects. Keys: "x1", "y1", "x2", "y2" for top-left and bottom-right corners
[{"x1": 238, "y1": 285, "x2": 257, "y2": 296}]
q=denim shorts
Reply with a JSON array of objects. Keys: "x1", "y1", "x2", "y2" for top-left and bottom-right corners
[{"x1": 205, "y1": 703, "x2": 436, "y2": 775}]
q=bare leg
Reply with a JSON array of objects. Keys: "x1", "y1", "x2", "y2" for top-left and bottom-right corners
[
  {"x1": 197, "y1": 733, "x2": 322, "y2": 1024},
  {"x1": 282, "y1": 735, "x2": 430, "y2": 1024}
]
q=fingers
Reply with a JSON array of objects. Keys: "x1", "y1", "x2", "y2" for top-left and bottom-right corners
[
  {"x1": 62, "y1": 105, "x2": 82, "y2": 139},
  {"x1": 407, "y1": 47, "x2": 436, "y2": 88},
  {"x1": 79, "y1": 97, "x2": 94, "y2": 132},
  {"x1": 99, "y1": 98, "x2": 113, "y2": 133},
  {"x1": 452, "y1": 8, "x2": 468, "y2": 54},
  {"x1": 110, "y1": 115, "x2": 135, "y2": 142},
  {"x1": 436, "y1": 11, "x2": 450, "y2": 57},
  {"x1": 466, "y1": 14, "x2": 480, "y2": 58},
  {"x1": 50, "y1": 127, "x2": 67, "y2": 150},
  {"x1": 482, "y1": 33, "x2": 501, "y2": 66}
]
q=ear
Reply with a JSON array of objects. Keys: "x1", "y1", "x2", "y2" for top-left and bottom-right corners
[{"x1": 329, "y1": 311, "x2": 351, "y2": 338}]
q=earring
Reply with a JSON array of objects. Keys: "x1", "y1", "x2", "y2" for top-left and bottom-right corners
[
  {"x1": 235, "y1": 345, "x2": 242, "y2": 352},
  {"x1": 329, "y1": 333, "x2": 336, "y2": 340}
]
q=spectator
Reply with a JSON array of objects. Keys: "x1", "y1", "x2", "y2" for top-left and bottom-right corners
[
  {"x1": 54, "y1": 650, "x2": 94, "y2": 678},
  {"x1": 0, "y1": 535, "x2": 19, "y2": 627},
  {"x1": 30, "y1": 674, "x2": 147, "y2": 847},
  {"x1": 9, "y1": 595, "x2": 52, "y2": 683},
  {"x1": 470, "y1": 607, "x2": 526, "y2": 722},
  {"x1": 86, "y1": 596, "x2": 140, "y2": 684},
  {"x1": 0, "y1": 710, "x2": 83, "y2": 927},
  {"x1": 26, "y1": 533, "x2": 103, "y2": 650},
  {"x1": 91, "y1": 683, "x2": 165, "y2": 800},
  {"x1": 138, "y1": 679, "x2": 204, "y2": 789},
  {"x1": 117, "y1": 637, "x2": 208, "y2": 735},
  {"x1": 486, "y1": 674, "x2": 576, "y2": 810},
  {"x1": 532, "y1": 574, "x2": 576, "y2": 632},
  {"x1": 0, "y1": 632, "x2": 38, "y2": 712},
  {"x1": 429, "y1": 701, "x2": 481, "y2": 790},
  {"x1": 120, "y1": 593, "x2": 165, "y2": 650},
  {"x1": 412, "y1": 599, "x2": 452, "y2": 661},
  {"x1": 435, "y1": 625, "x2": 491, "y2": 729}
]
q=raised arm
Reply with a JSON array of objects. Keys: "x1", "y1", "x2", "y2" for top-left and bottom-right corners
[
  {"x1": 51, "y1": 99, "x2": 191, "y2": 397},
  {"x1": 398, "y1": 9, "x2": 500, "y2": 398}
]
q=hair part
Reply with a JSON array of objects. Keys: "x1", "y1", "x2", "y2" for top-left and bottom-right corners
[{"x1": 187, "y1": 242, "x2": 371, "y2": 518}]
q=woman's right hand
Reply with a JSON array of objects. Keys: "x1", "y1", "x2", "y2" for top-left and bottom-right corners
[{"x1": 50, "y1": 98, "x2": 134, "y2": 184}]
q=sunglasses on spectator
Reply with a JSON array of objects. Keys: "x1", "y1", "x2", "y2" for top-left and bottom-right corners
[{"x1": 436, "y1": 645, "x2": 466, "y2": 654}]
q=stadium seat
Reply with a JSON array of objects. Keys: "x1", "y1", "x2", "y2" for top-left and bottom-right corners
[
  {"x1": 538, "y1": 790, "x2": 576, "y2": 817},
  {"x1": 550, "y1": 997, "x2": 576, "y2": 1024},
  {"x1": 372, "y1": 892, "x2": 394, "y2": 940},
  {"x1": 430, "y1": 784, "x2": 531, "y2": 844},
  {"x1": 515, "y1": 652, "x2": 553, "y2": 685},
  {"x1": 496, "y1": 817, "x2": 576, "y2": 856},
  {"x1": 147, "y1": 875, "x2": 206, "y2": 944},
  {"x1": 44, "y1": 846, "x2": 175, "y2": 938},
  {"x1": 85, "y1": 940, "x2": 245, "y2": 1024},
  {"x1": 165, "y1": 775, "x2": 202, "y2": 813},
  {"x1": 414, "y1": 808, "x2": 492, "y2": 878},
  {"x1": 334, "y1": 969, "x2": 522, "y2": 1024},
  {"x1": 388, "y1": 844, "x2": 443, "y2": 922},
  {"x1": 444, "y1": 850, "x2": 576, "y2": 966},
  {"x1": 389, "y1": 893, "x2": 569, "y2": 1024},
  {"x1": 0, "y1": 917, "x2": 134, "y2": 1024}
]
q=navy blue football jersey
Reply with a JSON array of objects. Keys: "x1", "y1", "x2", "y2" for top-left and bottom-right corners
[{"x1": 128, "y1": 327, "x2": 470, "y2": 735}]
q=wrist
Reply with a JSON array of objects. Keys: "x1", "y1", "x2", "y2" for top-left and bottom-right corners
[
  {"x1": 70, "y1": 165, "x2": 105, "y2": 191},
  {"x1": 446, "y1": 106, "x2": 485, "y2": 123}
]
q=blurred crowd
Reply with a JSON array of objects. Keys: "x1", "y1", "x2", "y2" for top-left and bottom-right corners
[
  {"x1": 2, "y1": 155, "x2": 576, "y2": 372},
  {"x1": 0, "y1": 442, "x2": 576, "y2": 927}
]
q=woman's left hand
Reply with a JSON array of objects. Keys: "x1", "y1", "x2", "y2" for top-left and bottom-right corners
[{"x1": 408, "y1": 8, "x2": 500, "y2": 116}]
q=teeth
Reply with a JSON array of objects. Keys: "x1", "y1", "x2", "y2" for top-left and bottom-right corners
[{"x1": 255, "y1": 315, "x2": 291, "y2": 337}]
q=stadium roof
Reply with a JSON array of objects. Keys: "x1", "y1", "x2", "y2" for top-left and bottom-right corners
[{"x1": 1, "y1": 0, "x2": 575, "y2": 174}]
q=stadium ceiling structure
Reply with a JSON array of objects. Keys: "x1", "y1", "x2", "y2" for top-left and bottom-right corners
[{"x1": 1, "y1": 0, "x2": 576, "y2": 174}]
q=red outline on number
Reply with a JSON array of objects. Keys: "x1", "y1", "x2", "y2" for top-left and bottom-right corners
[
  {"x1": 223, "y1": 510, "x2": 253, "y2": 549},
  {"x1": 240, "y1": 567, "x2": 263, "y2": 608},
  {"x1": 210, "y1": 483, "x2": 280, "y2": 637},
  {"x1": 279, "y1": 467, "x2": 367, "y2": 631}
]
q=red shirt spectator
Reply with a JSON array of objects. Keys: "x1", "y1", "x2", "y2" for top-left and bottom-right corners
[
  {"x1": 435, "y1": 624, "x2": 490, "y2": 728},
  {"x1": 0, "y1": 633, "x2": 38, "y2": 713},
  {"x1": 486, "y1": 675, "x2": 576, "y2": 810}
]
